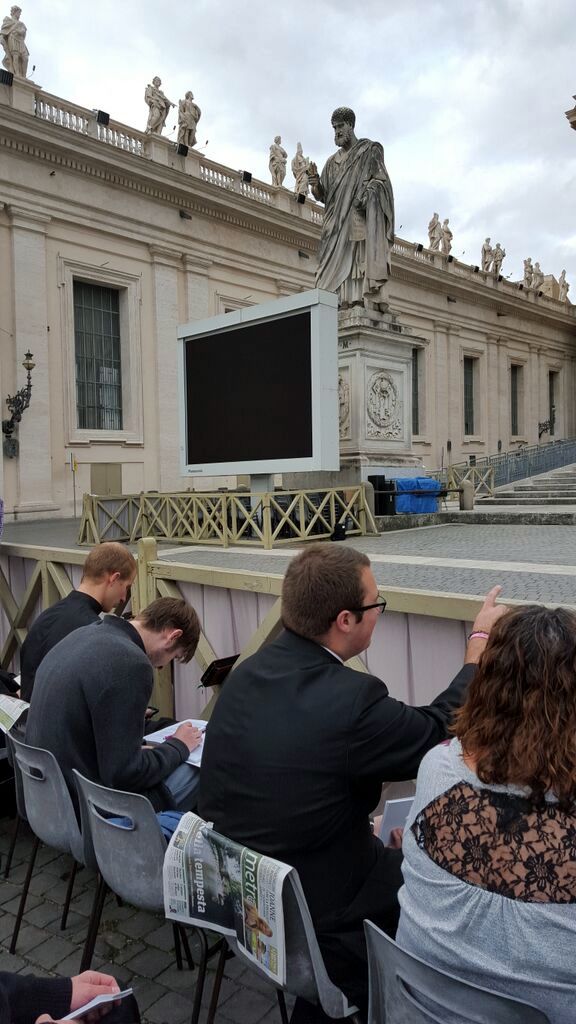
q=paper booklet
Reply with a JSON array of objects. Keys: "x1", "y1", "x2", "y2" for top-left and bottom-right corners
[
  {"x1": 145, "y1": 718, "x2": 207, "y2": 766},
  {"x1": 0, "y1": 694, "x2": 29, "y2": 734}
]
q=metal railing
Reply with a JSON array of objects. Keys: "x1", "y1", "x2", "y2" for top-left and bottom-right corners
[
  {"x1": 78, "y1": 487, "x2": 378, "y2": 548},
  {"x1": 434, "y1": 437, "x2": 576, "y2": 493}
]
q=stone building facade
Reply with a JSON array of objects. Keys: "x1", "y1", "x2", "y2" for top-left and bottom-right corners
[{"x1": 1, "y1": 78, "x2": 575, "y2": 518}]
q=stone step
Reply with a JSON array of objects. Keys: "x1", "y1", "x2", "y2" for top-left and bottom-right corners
[{"x1": 477, "y1": 496, "x2": 576, "y2": 505}]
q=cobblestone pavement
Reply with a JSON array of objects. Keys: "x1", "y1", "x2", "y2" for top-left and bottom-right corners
[
  {"x1": 0, "y1": 818, "x2": 287, "y2": 1024},
  {"x1": 159, "y1": 525, "x2": 576, "y2": 604}
]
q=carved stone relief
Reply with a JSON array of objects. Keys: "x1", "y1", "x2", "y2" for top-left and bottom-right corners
[
  {"x1": 366, "y1": 371, "x2": 402, "y2": 439},
  {"x1": 338, "y1": 370, "x2": 350, "y2": 440}
]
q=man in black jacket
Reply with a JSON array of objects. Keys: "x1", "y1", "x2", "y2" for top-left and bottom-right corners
[
  {"x1": 20, "y1": 542, "x2": 136, "y2": 702},
  {"x1": 199, "y1": 544, "x2": 505, "y2": 1014}
]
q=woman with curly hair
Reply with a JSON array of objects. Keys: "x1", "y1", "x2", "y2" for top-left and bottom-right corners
[{"x1": 396, "y1": 605, "x2": 576, "y2": 1023}]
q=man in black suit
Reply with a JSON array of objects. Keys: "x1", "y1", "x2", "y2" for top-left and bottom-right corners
[{"x1": 199, "y1": 544, "x2": 505, "y2": 1015}]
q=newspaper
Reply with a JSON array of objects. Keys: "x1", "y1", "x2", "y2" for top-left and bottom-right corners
[
  {"x1": 0, "y1": 694, "x2": 29, "y2": 734},
  {"x1": 163, "y1": 812, "x2": 292, "y2": 983}
]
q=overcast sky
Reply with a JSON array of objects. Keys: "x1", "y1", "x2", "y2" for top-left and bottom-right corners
[{"x1": 20, "y1": 0, "x2": 576, "y2": 283}]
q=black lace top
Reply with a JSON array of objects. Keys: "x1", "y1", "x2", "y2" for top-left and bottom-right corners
[{"x1": 411, "y1": 780, "x2": 576, "y2": 903}]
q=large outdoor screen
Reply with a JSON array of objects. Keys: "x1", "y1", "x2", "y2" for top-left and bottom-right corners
[{"x1": 178, "y1": 290, "x2": 339, "y2": 477}]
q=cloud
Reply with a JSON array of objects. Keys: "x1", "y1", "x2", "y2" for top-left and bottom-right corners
[{"x1": 18, "y1": 0, "x2": 576, "y2": 283}]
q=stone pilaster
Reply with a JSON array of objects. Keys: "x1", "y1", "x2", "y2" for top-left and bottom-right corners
[
  {"x1": 183, "y1": 254, "x2": 212, "y2": 321},
  {"x1": 6, "y1": 205, "x2": 58, "y2": 513},
  {"x1": 150, "y1": 245, "x2": 183, "y2": 491}
]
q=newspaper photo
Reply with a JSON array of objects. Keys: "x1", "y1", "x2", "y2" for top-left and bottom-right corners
[
  {"x1": 163, "y1": 812, "x2": 292, "y2": 983},
  {"x1": 0, "y1": 694, "x2": 29, "y2": 734}
]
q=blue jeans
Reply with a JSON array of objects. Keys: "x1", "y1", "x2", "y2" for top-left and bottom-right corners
[{"x1": 163, "y1": 762, "x2": 200, "y2": 812}]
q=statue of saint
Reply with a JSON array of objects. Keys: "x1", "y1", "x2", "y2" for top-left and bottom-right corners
[
  {"x1": 308, "y1": 107, "x2": 394, "y2": 313},
  {"x1": 441, "y1": 218, "x2": 453, "y2": 255},
  {"x1": 291, "y1": 142, "x2": 310, "y2": 196},
  {"x1": 177, "y1": 91, "x2": 201, "y2": 148},
  {"x1": 523, "y1": 257, "x2": 533, "y2": 288},
  {"x1": 269, "y1": 136, "x2": 288, "y2": 186},
  {"x1": 558, "y1": 269, "x2": 569, "y2": 302},
  {"x1": 491, "y1": 242, "x2": 505, "y2": 276},
  {"x1": 1, "y1": 5, "x2": 28, "y2": 77},
  {"x1": 144, "y1": 77, "x2": 174, "y2": 135},
  {"x1": 481, "y1": 237, "x2": 493, "y2": 272},
  {"x1": 428, "y1": 213, "x2": 442, "y2": 251},
  {"x1": 532, "y1": 262, "x2": 544, "y2": 291}
]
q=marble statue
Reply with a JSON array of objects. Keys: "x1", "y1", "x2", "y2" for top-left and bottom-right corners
[
  {"x1": 291, "y1": 142, "x2": 310, "y2": 196},
  {"x1": 492, "y1": 242, "x2": 506, "y2": 276},
  {"x1": 523, "y1": 257, "x2": 533, "y2": 288},
  {"x1": 532, "y1": 262, "x2": 544, "y2": 291},
  {"x1": 481, "y1": 237, "x2": 493, "y2": 272},
  {"x1": 441, "y1": 218, "x2": 453, "y2": 255},
  {"x1": 308, "y1": 107, "x2": 394, "y2": 313},
  {"x1": 1, "y1": 5, "x2": 28, "y2": 77},
  {"x1": 427, "y1": 213, "x2": 442, "y2": 251},
  {"x1": 269, "y1": 136, "x2": 288, "y2": 186},
  {"x1": 558, "y1": 269, "x2": 569, "y2": 302},
  {"x1": 144, "y1": 77, "x2": 174, "y2": 135},
  {"x1": 177, "y1": 91, "x2": 201, "y2": 148}
]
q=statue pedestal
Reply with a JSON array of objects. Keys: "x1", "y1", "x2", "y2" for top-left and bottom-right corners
[{"x1": 284, "y1": 308, "x2": 424, "y2": 491}]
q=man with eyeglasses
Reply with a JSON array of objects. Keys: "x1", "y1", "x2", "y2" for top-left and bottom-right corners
[{"x1": 199, "y1": 544, "x2": 505, "y2": 1019}]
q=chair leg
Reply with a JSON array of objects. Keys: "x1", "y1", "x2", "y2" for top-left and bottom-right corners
[
  {"x1": 9, "y1": 834, "x2": 40, "y2": 954},
  {"x1": 173, "y1": 922, "x2": 183, "y2": 971},
  {"x1": 190, "y1": 928, "x2": 209, "y2": 1024},
  {"x1": 179, "y1": 924, "x2": 195, "y2": 971},
  {"x1": 206, "y1": 940, "x2": 228, "y2": 1024},
  {"x1": 60, "y1": 859, "x2": 79, "y2": 931},
  {"x1": 80, "y1": 874, "x2": 108, "y2": 972},
  {"x1": 277, "y1": 991, "x2": 290, "y2": 1024},
  {"x1": 3, "y1": 814, "x2": 21, "y2": 880}
]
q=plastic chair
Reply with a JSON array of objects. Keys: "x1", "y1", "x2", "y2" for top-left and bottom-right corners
[
  {"x1": 3, "y1": 729, "x2": 28, "y2": 880},
  {"x1": 72, "y1": 770, "x2": 198, "y2": 976},
  {"x1": 173, "y1": 821, "x2": 362, "y2": 1024},
  {"x1": 8, "y1": 735, "x2": 95, "y2": 954},
  {"x1": 364, "y1": 920, "x2": 551, "y2": 1024}
]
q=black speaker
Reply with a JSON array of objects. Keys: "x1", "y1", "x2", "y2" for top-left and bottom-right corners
[
  {"x1": 179, "y1": 210, "x2": 192, "y2": 220},
  {"x1": 473, "y1": 265, "x2": 480, "y2": 273},
  {"x1": 416, "y1": 243, "x2": 423, "y2": 252},
  {"x1": 241, "y1": 170, "x2": 252, "y2": 183},
  {"x1": 518, "y1": 283, "x2": 524, "y2": 290},
  {"x1": 0, "y1": 69, "x2": 13, "y2": 86},
  {"x1": 296, "y1": 193, "x2": 305, "y2": 204},
  {"x1": 96, "y1": 110, "x2": 110, "y2": 126},
  {"x1": 447, "y1": 254, "x2": 454, "y2": 263},
  {"x1": 177, "y1": 143, "x2": 188, "y2": 157},
  {"x1": 497, "y1": 274, "x2": 503, "y2": 282}
]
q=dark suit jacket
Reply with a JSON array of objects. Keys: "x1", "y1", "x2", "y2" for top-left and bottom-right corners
[
  {"x1": 20, "y1": 590, "x2": 102, "y2": 701},
  {"x1": 199, "y1": 628, "x2": 475, "y2": 936}
]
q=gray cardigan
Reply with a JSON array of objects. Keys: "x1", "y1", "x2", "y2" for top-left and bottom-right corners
[
  {"x1": 26, "y1": 616, "x2": 187, "y2": 810},
  {"x1": 397, "y1": 739, "x2": 576, "y2": 1023}
]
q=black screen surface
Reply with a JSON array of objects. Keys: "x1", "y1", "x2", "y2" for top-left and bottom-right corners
[{"x1": 185, "y1": 312, "x2": 312, "y2": 465}]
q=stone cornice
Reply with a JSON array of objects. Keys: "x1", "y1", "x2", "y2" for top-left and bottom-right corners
[
  {"x1": 0, "y1": 118, "x2": 320, "y2": 253},
  {"x1": 148, "y1": 244, "x2": 184, "y2": 267}
]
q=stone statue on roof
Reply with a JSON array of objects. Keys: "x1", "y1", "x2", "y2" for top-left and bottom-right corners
[
  {"x1": 269, "y1": 136, "x2": 288, "y2": 186},
  {"x1": 307, "y1": 107, "x2": 394, "y2": 314},
  {"x1": 144, "y1": 77, "x2": 175, "y2": 135},
  {"x1": 428, "y1": 213, "x2": 442, "y2": 251},
  {"x1": 441, "y1": 218, "x2": 453, "y2": 256},
  {"x1": 177, "y1": 91, "x2": 201, "y2": 148},
  {"x1": 292, "y1": 142, "x2": 310, "y2": 196},
  {"x1": 1, "y1": 5, "x2": 29, "y2": 78}
]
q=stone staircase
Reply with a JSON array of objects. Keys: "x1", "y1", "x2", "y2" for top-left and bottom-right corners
[{"x1": 477, "y1": 466, "x2": 576, "y2": 505}]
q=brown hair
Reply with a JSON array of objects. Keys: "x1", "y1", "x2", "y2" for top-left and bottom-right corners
[
  {"x1": 136, "y1": 597, "x2": 200, "y2": 663},
  {"x1": 281, "y1": 544, "x2": 370, "y2": 639},
  {"x1": 82, "y1": 543, "x2": 136, "y2": 582},
  {"x1": 454, "y1": 605, "x2": 576, "y2": 808}
]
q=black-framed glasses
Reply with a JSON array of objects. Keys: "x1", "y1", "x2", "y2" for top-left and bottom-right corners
[{"x1": 348, "y1": 598, "x2": 387, "y2": 616}]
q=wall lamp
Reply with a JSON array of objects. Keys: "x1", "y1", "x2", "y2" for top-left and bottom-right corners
[{"x1": 3, "y1": 351, "x2": 35, "y2": 459}]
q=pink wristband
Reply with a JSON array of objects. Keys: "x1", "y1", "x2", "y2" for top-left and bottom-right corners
[{"x1": 468, "y1": 630, "x2": 489, "y2": 641}]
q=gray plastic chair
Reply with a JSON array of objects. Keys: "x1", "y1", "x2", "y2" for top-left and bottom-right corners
[
  {"x1": 3, "y1": 729, "x2": 28, "y2": 880},
  {"x1": 72, "y1": 770, "x2": 196, "y2": 975},
  {"x1": 179, "y1": 823, "x2": 362, "y2": 1024},
  {"x1": 8, "y1": 735, "x2": 95, "y2": 954},
  {"x1": 364, "y1": 920, "x2": 551, "y2": 1024}
]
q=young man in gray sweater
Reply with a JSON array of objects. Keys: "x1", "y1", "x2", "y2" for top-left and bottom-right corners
[{"x1": 26, "y1": 597, "x2": 203, "y2": 812}]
